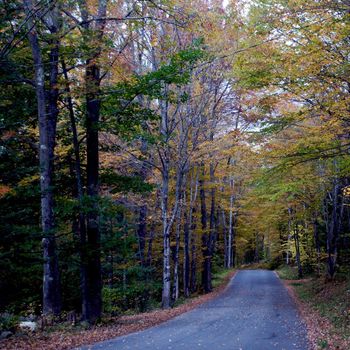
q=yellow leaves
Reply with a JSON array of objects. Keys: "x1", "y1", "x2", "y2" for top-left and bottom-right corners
[
  {"x1": 18, "y1": 174, "x2": 40, "y2": 187},
  {"x1": 342, "y1": 186, "x2": 350, "y2": 198}
]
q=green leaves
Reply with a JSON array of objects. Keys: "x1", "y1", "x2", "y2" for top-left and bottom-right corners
[
  {"x1": 101, "y1": 169, "x2": 154, "y2": 194},
  {"x1": 102, "y1": 44, "x2": 206, "y2": 140}
]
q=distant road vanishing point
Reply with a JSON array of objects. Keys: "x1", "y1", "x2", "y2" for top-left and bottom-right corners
[{"x1": 77, "y1": 270, "x2": 309, "y2": 350}]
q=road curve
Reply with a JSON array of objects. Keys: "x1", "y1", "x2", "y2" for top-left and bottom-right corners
[{"x1": 77, "y1": 270, "x2": 309, "y2": 350}]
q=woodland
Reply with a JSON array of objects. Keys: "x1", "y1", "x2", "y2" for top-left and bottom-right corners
[{"x1": 0, "y1": 0, "x2": 350, "y2": 336}]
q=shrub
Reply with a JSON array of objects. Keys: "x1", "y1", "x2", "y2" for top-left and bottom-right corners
[{"x1": 0, "y1": 313, "x2": 18, "y2": 332}]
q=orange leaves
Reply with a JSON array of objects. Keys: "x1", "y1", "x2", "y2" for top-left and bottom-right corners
[{"x1": 0, "y1": 185, "x2": 11, "y2": 198}]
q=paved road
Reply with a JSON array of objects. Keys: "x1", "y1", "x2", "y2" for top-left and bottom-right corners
[{"x1": 78, "y1": 270, "x2": 309, "y2": 350}]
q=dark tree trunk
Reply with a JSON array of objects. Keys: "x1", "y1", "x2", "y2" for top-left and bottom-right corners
[
  {"x1": 78, "y1": 0, "x2": 107, "y2": 323},
  {"x1": 85, "y1": 60, "x2": 102, "y2": 322},
  {"x1": 147, "y1": 219, "x2": 156, "y2": 267},
  {"x1": 327, "y1": 179, "x2": 340, "y2": 279},
  {"x1": 137, "y1": 205, "x2": 147, "y2": 266},
  {"x1": 199, "y1": 164, "x2": 211, "y2": 293},
  {"x1": 254, "y1": 232, "x2": 259, "y2": 263},
  {"x1": 183, "y1": 207, "x2": 190, "y2": 297},
  {"x1": 294, "y1": 225, "x2": 303, "y2": 278},
  {"x1": 61, "y1": 60, "x2": 89, "y2": 317},
  {"x1": 313, "y1": 215, "x2": 321, "y2": 276},
  {"x1": 190, "y1": 205, "x2": 197, "y2": 293}
]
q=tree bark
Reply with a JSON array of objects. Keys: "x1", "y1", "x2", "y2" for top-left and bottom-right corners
[
  {"x1": 137, "y1": 205, "x2": 147, "y2": 266},
  {"x1": 160, "y1": 88, "x2": 171, "y2": 308},
  {"x1": 85, "y1": 59, "x2": 102, "y2": 322},
  {"x1": 227, "y1": 177, "x2": 234, "y2": 268},
  {"x1": 313, "y1": 215, "x2": 321, "y2": 276},
  {"x1": 61, "y1": 60, "x2": 88, "y2": 318},
  {"x1": 24, "y1": 0, "x2": 61, "y2": 316},
  {"x1": 327, "y1": 178, "x2": 340, "y2": 279},
  {"x1": 172, "y1": 205, "x2": 182, "y2": 302},
  {"x1": 183, "y1": 205, "x2": 190, "y2": 297},
  {"x1": 79, "y1": 0, "x2": 107, "y2": 323},
  {"x1": 200, "y1": 163, "x2": 211, "y2": 293},
  {"x1": 190, "y1": 204, "x2": 197, "y2": 293}
]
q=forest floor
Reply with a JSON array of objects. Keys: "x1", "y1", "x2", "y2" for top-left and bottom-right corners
[
  {"x1": 276, "y1": 265, "x2": 350, "y2": 350},
  {"x1": 0, "y1": 269, "x2": 235, "y2": 350}
]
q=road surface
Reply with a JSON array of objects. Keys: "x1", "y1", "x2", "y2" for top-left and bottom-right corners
[{"x1": 77, "y1": 270, "x2": 309, "y2": 350}]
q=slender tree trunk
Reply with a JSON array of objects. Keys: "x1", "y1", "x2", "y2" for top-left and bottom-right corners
[
  {"x1": 61, "y1": 60, "x2": 88, "y2": 317},
  {"x1": 172, "y1": 205, "x2": 182, "y2": 302},
  {"x1": 286, "y1": 209, "x2": 293, "y2": 265},
  {"x1": 227, "y1": 178, "x2": 234, "y2": 268},
  {"x1": 24, "y1": 0, "x2": 61, "y2": 315},
  {"x1": 254, "y1": 232, "x2": 260, "y2": 263},
  {"x1": 183, "y1": 206, "x2": 190, "y2": 297},
  {"x1": 188, "y1": 170, "x2": 199, "y2": 293},
  {"x1": 232, "y1": 213, "x2": 237, "y2": 266},
  {"x1": 147, "y1": 217, "x2": 156, "y2": 267},
  {"x1": 137, "y1": 205, "x2": 147, "y2": 266},
  {"x1": 327, "y1": 179, "x2": 340, "y2": 279},
  {"x1": 161, "y1": 167, "x2": 171, "y2": 308},
  {"x1": 199, "y1": 163, "x2": 211, "y2": 292},
  {"x1": 160, "y1": 85, "x2": 171, "y2": 307},
  {"x1": 222, "y1": 209, "x2": 228, "y2": 268},
  {"x1": 190, "y1": 204, "x2": 197, "y2": 293},
  {"x1": 313, "y1": 215, "x2": 321, "y2": 276},
  {"x1": 294, "y1": 225, "x2": 303, "y2": 278},
  {"x1": 207, "y1": 162, "x2": 216, "y2": 291}
]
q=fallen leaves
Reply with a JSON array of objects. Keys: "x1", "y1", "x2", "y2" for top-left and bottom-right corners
[
  {"x1": 282, "y1": 279, "x2": 350, "y2": 350},
  {"x1": 0, "y1": 270, "x2": 236, "y2": 350}
]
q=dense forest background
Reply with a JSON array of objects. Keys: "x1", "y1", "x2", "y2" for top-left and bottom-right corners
[{"x1": 1, "y1": 0, "x2": 350, "y2": 327}]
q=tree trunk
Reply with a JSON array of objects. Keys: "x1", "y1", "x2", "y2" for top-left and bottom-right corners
[
  {"x1": 161, "y1": 166, "x2": 171, "y2": 308},
  {"x1": 294, "y1": 225, "x2": 303, "y2": 278},
  {"x1": 160, "y1": 85, "x2": 171, "y2": 308},
  {"x1": 327, "y1": 179, "x2": 340, "y2": 279},
  {"x1": 200, "y1": 163, "x2": 211, "y2": 293},
  {"x1": 147, "y1": 216, "x2": 156, "y2": 267},
  {"x1": 172, "y1": 205, "x2": 182, "y2": 302},
  {"x1": 24, "y1": 0, "x2": 61, "y2": 316},
  {"x1": 190, "y1": 204, "x2": 197, "y2": 293},
  {"x1": 137, "y1": 205, "x2": 147, "y2": 266},
  {"x1": 61, "y1": 60, "x2": 88, "y2": 317},
  {"x1": 313, "y1": 215, "x2": 321, "y2": 276},
  {"x1": 183, "y1": 206, "x2": 190, "y2": 297},
  {"x1": 79, "y1": 0, "x2": 107, "y2": 323},
  {"x1": 227, "y1": 178, "x2": 234, "y2": 268},
  {"x1": 85, "y1": 59, "x2": 102, "y2": 322},
  {"x1": 221, "y1": 209, "x2": 228, "y2": 268},
  {"x1": 207, "y1": 162, "x2": 216, "y2": 291}
]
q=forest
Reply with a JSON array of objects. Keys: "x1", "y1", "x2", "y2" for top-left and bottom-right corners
[{"x1": 0, "y1": 0, "x2": 350, "y2": 347}]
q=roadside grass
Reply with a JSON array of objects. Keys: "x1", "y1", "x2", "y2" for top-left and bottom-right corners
[
  {"x1": 276, "y1": 264, "x2": 350, "y2": 349},
  {"x1": 295, "y1": 275, "x2": 350, "y2": 341},
  {"x1": 212, "y1": 268, "x2": 235, "y2": 288},
  {"x1": 276, "y1": 265, "x2": 299, "y2": 280},
  {"x1": 239, "y1": 261, "x2": 271, "y2": 270}
]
